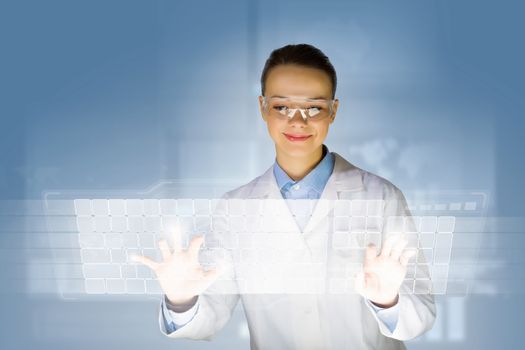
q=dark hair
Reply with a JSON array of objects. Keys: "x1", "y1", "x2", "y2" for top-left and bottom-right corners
[{"x1": 260, "y1": 44, "x2": 337, "y2": 99}]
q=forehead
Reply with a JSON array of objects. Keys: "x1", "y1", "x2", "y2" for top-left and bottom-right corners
[{"x1": 265, "y1": 64, "x2": 332, "y2": 99}]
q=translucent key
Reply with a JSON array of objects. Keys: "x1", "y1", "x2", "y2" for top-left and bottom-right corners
[
  {"x1": 92, "y1": 199, "x2": 109, "y2": 216},
  {"x1": 194, "y1": 199, "x2": 210, "y2": 215},
  {"x1": 245, "y1": 199, "x2": 262, "y2": 215},
  {"x1": 127, "y1": 216, "x2": 144, "y2": 232},
  {"x1": 78, "y1": 233, "x2": 104, "y2": 248},
  {"x1": 349, "y1": 217, "x2": 366, "y2": 233},
  {"x1": 350, "y1": 200, "x2": 366, "y2": 216},
  {"x1": 111, "y1": 216, "x2": 128, "y2": 232},
  {"x1": 239, "y1": 249, "x2": 258, "y2": 264},
  {"x1": 126, "y1": 279, "x2": 145, "y2": 294},
  {"x1": 74, "y1": 199, "x2": 92, "y2": 216},
  {"x1": 83, "y1": 264, "x2": 121, "y2": 278},
  {"x1": 419, "y1": 233, "x2": 435, "y2": 248},
  {"x1": 138, "y1": 234, "x2": 155, "y2": 248},
  {"x1": 438, "y1": 216, "x2": 456, "y2": 233},
  {"x1": 145, "y1": 280, "x2": 163, "y2": 294},
  {"x1": 366, "y1": 232, "x2": 381, "y2": 247},
  {"x1": 386, "y1": 216, "x2": 405, "y2": 234},
  {"x1": 405, "y1": 216, "x2": 421, "y2": 233},
  {"x1": 228, "y1": 199, "x2": 245, "y2": 215},
  {"x1": 434, "y1": 234, "x2": 453, "y2": 264},
  {"x1": 176, "y1": 199, "x2": 194, "y2": 215},
  {"x1": 143, "y1": 199, "x2": 160, "y2": 216},
  {"x1": 108, "y1": 199, "x2": 126, "y2": 216},
  {"x1": 121, "y1": 265, "x2": 137, "y2": 278},
  {"x1": 229, "y1": 216, "x2": 246, "y2": 232},
  {"x1": 85, "y1": 279, "x2": 105, "y2": 294},
  {"x1": 414, "y1": 279, "x2": 431, "y2": 294},
  {"x1": 334, "y1": 217, "x2": 350, "y2": 232},
  {"x1": 126, "y1": 199, "x2": 144, "y2": 216},
  {"x1": 77, "y1": 217, "x2": 94, "y2": 233},
  {"x1": 162, "y1": 216, "x2": 179, "y2": 232},
  {"x1": 238, "y1": 234, "x2": 253, "y2": 248},
  {"x1": 105, "y1": 234, "x2": 123, "y2": 248},
  {"x1": 81, "y1": 249, "x2": 111, "y2": 263},
  {"x1": 333, "y1": 200, "x2": 351, "y2": 217},
  {"x1": 106, "y1": 279, "x2": 126, "y2": 294},
  {"x1": 329, "y1": 278, "x2": 348, "y2": 294},
  {"x1": 332, "y1": 232, "x2": 350, "y2": 249},
  {"x1": 366, "y1": 200, "x2": 384, "y2": 216},
  {"x1": 195, "y1": 216, "x2": 212, "y2": 232},
  {"x1": 136, "y1": 265, "x2": 154, "y2": 279},
  {"x1": 417, "y1": 248, "x2": 433, "y2": 264},
  {"x1": 110, "y1": 249, "x2": 127, "y2": 263},
  {"x1": 122, "y1": 234, "x2": 139, "y2": 248},
  {"x1": 144, "y1": 217, "x2": 161, "y2": 232},
  {"x1": 94, "y1": 217, "x2": 111, "y2": 232},
  {"x1": 212, "y1": 215, "x2": 228, "y2": 231},
  {"x1": 420, "y1": 216, "x2": 438, "y2": 233},
  {"x1": 160, "y1": 199, "x2": 177, "y2": 215},
  {"x1": 366, "y1": 217, "x2": 383, "y2": 233}
]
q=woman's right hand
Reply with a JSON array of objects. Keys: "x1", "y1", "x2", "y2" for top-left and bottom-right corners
[{"x1": 132, "y1": 226, "x2": 224, "y2": 306}]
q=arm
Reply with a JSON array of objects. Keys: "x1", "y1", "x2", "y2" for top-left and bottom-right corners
[
  {"x1": 135, "y1": 198, "x2": 240, "y2": 340},
  {"x1": 355, "y1": 188, "x2": 436, "y2": 340}
]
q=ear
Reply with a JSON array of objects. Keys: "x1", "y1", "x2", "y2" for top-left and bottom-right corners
[
  {"x1": 329, "y1": 99, "x2": 339, "y2": 124},
  {"x1": 258, "y1": 95, "x2": 268, "y2": 122}
]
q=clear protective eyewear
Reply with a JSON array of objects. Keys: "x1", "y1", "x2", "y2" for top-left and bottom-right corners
[{"x1": 261, "y1": 96, "x2": 336, "y2": 121}]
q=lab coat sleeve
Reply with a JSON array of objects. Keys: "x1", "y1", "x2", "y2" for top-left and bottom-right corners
[
  {"x1": 157, "y1": 196, "x2": 241, "y2": 340},
  {"x1": 367, "y1": 186, "x2": 436, "y2": 340},
  {"x1": 161, "y1": 295, "x2": 200, "y2": 333},
  {"x1": 365, "y1": 298, "x2": 400, "y2": 333}
]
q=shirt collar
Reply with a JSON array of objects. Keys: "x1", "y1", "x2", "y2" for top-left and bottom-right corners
[{"x1": 273, "y1": 144, "x2": 335, "y2": 195}]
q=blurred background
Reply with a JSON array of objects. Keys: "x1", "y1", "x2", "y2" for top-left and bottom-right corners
[{"x1": 0, "y1": 0, "x2": 524, "y2": 349}]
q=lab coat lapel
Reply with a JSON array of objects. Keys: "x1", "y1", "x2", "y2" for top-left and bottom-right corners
[
  {"x1": 247, "y1": 152, "x2": 365, "y2": 235},
  {"x1": 303, "y1": 152, "x2": 365, "y2": 234},
  {"x1": 248, "y1": 165, "x2": 300, "y2": 234}
]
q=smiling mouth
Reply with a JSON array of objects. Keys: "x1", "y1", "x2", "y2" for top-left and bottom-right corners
[{"x1": 283, "y1": 133, "x2": 312, "y2": 142}]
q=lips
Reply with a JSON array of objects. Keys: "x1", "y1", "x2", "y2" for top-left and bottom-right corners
[{"x1": 283, "y1": 133, "x2": 312, "y2": 142}]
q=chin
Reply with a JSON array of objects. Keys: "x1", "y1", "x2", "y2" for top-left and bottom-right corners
[{"x1": 278, "y1": 142, "x2": 319, "y2": 158}]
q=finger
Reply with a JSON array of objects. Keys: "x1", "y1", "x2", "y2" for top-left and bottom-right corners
[
  {"x1": 171, "y1": 225, "x2": 183, "y2": 252},
  {"x1": 158, "y1": 239, "x2": 172, "y2": 261},
  {"x1": 379, "y1": 234, "x2": 401, "y2": 258},
  {"x1": 188, "y1": 235, "x2": 205, "y2": 261},
  {"x1": 399, "y1": 249, "x2": 417, "y2": 266},
  {"x1": 365, "y1": 244, "x2": 378, "y2": 263},
  {"x1": 390, "y1": 238, "x2": 408, "y2": 261},
  {"x1": 131, "y1": 254, "x2": 159, "y2": 270}
]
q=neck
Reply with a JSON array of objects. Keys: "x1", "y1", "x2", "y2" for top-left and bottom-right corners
[{"x1": 276, "y1": 145, "x2": 325, "y2": 181}]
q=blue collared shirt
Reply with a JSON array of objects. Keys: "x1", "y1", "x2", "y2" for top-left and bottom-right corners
[{"x1": 273, "y1": 147, "x2": 335, "y2": 200}]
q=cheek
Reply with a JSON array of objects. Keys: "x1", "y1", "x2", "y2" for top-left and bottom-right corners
[
  {"x1": 265, "y1": 120, "x2": 281, "y2": 140},
  {"x1": 313, "y1": 123, "x2": 330, "y2": 139}
]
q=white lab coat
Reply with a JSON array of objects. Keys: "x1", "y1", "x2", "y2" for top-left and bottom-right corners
[{"x1": 158, "y1": 152, "x2": 436, "y2": 349}]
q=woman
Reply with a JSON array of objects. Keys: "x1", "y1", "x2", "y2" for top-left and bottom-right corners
[{"x1": 135, "y1": 44, "x2": 436, "y2": 349}]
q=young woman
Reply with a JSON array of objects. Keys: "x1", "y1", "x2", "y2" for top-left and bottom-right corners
[{"x1": 135, "y1": 44, "x2": 436, "y2": 349}]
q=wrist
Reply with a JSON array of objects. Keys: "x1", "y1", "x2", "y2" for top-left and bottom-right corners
[
  {"x1": 370, "y1": 294, "x2": 399, "y2": 309},
  {"x1": 165, "y1": 295, "x2": 198, "y2": 312}
]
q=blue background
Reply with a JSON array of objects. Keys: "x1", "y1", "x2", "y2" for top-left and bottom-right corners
[{"x1": 1, "y1": 0, "x2": 524, "y2": 349}]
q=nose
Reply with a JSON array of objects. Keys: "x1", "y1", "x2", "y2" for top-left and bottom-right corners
[{"x1": 287, "y1": 108, "x2": 308, "y2": 124}]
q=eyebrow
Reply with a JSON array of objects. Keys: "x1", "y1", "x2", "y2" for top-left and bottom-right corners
[{"x1": 269, "y1": 95, "x2": 330, "y2": 100}]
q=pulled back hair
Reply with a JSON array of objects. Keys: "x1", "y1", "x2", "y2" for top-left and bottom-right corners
[{"x1": 260, "y1": 44, "x2": 337, "y2": 99}]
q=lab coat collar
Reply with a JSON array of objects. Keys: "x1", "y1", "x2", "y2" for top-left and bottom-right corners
[{"x1": 247, "y1": 152, "x2": 365, "y2": 233}]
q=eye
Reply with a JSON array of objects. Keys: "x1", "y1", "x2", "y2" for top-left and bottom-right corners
[
  {"x1": 273, "y1": 105, "x2": 288, "y2": 114},
  {"x1": 307, "y1": 107, "x2": 322, "y2": 117}
]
